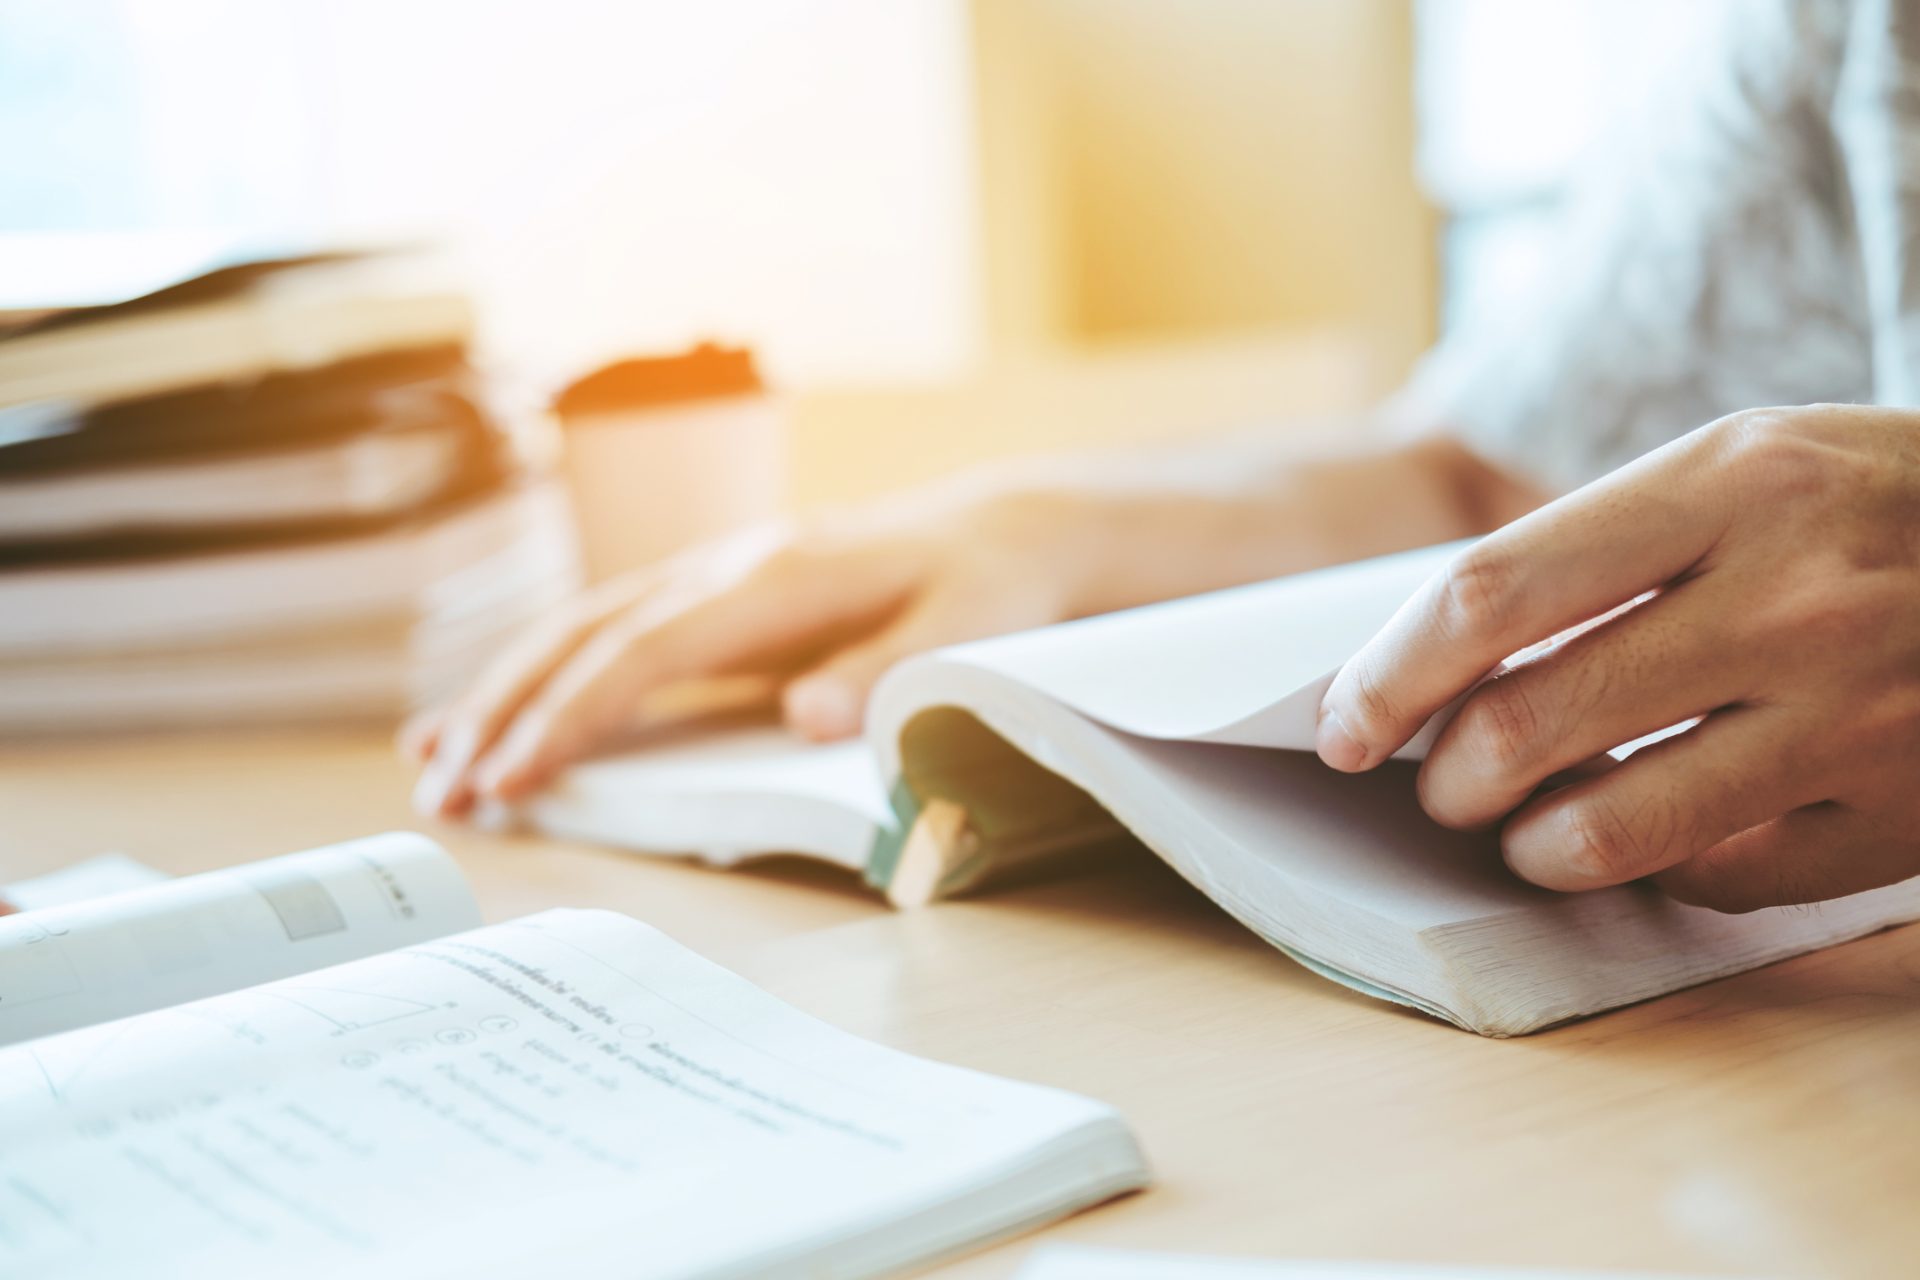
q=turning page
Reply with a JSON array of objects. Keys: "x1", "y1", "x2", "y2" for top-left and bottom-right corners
[
  {"x1": 0, "y1": 833, "x2": 477, "y2": 1047},
  {"x1": 0, "y1": 854, "x2": 168, "y2": 914},
  {"x1": 892, "y1": 541, "x2": 1462, "y2": 758},
  {"x1": 1, "y1": 908, "x2": 1144, "y2": 1280}
]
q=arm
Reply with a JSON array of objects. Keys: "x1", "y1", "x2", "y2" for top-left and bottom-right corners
[{"x1": 994, "y1": 427, "x2": 1545, "y2": 616}]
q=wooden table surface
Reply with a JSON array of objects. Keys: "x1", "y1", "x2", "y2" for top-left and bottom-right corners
[{"x1": 4, "y1": 727, "x2": 1917, "y2": 1279}]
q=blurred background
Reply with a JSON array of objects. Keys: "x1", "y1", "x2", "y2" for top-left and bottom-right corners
[{"x1": 0, "y1": 0, "x2": 1724, "y2": 733}]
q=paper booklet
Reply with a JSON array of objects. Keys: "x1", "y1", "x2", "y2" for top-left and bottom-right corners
[
  {"x1": 0, "y1": 835, "x2": 1146, "y2": 1280},
  {"x1": 518, "y1": 542, "x2": 1920, "y2": 1038}
]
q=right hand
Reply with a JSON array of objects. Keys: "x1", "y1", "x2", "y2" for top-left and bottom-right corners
[{"x1": 403, "y1": 482, "x2": 1114, "y2": 817}]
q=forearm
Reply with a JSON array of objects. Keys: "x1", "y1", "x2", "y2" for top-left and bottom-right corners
[{"x1": 982, "y1": 426, "x2": 1550, "y2": 617}]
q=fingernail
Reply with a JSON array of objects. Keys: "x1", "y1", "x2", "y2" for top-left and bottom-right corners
[
  {"x1": 413, "y1": 723, "x2": 480, "y2": 814},
  {"x1": 1315, "y1": 706, "x2": 1370, "y2": 772},
  {"x1": 397, "y1": 722, "x2": 434, "y2": 762},
  {"x1": 785, "y1": 677, "x2": 861, "y2": 740}
]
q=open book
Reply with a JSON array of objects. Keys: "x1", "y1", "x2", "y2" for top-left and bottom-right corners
[
  {"x1": 1, "y1": 835, "x2": 1146, "y2": 1279},
  {"x1": 519, "y1": 543, "x2": 1920, "y2": 1038}
]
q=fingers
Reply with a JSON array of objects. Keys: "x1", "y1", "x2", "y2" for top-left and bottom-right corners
[
  {"x1": 1499, "y1": 705, "x2": 1833, "y2": 891},
  {"x1": 1655, "y1": 806, "x2": 1917, "y2": 913},
  {"x1": 466, "y1": 546, "x2": 920, "y2": 802},
  {"x1": 411, "y1": 588, "x2": 638, "y2": 816},
  {"x1": 1416, "y1": 582, "x2": 1745, "y2": 829},
  {"x1": 397, "y1": 706, "x2": 446, "y2": 763},
  {"x1": 466, "y1": 624, "x2": 666, "y2": 801},
  {"x1": 1317, "y1": 437, "x2": 1735, "y2": 772}
]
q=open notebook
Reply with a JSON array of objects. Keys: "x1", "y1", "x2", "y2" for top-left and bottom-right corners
[
  {"x1": 1, "y1": 835, "x2": 1146, "y2": 1279},
  {"x1": 519, "y1": 543, "x2": 1920, "y2": 1038}
]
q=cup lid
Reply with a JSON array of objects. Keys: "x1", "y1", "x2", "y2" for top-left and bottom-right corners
[{"x1": 553, "y1": 343, "x2": 763, "y2": 420}]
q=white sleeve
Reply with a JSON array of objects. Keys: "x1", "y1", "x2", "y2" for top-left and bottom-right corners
[
  {"x1": 1833, "y1": 0, "x2": 1920, "y2": 406},
  {"x1": 1401, "y1": 0, "x2": 1867, "y2": 494}
]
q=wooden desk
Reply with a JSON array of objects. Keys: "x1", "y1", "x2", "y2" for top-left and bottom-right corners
[{"x1": 5, "y1": 728, "x2": 1918, "y2": 1279}]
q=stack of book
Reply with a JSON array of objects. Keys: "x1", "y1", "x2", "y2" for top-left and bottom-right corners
[{"x1": 0, "y1": 249, "x2": 580, "y2": 731}]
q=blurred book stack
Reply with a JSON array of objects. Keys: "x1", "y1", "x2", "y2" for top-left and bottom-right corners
[{"x1": 0, "y1": 248, "x2": 580, "y2": 732}]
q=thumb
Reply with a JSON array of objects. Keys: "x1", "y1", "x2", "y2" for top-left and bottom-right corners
[{"x1": 781, "y1": 592, "x2": 965, "y2": 741}]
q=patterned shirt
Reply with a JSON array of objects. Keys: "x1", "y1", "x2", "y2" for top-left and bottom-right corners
[{"x1": 1405, "y1": 0, "x2": 1920, "y2": 493}]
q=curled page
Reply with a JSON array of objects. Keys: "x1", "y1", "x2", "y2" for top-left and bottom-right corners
[
  {"x1": 0, "y1": 853, "x2": 168, "y2": 913},
  {"x1": 0, "y1": 832, "x2": 477, "y2": 1048},
  {"x1": 918, "y1": 541, "x2": 1463, "y2": 758}
]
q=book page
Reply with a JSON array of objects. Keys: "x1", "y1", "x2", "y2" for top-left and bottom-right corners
[
  {"x1": 520, "y1": 726, "x2": 890, "y2": 869},
  {"x1": 918, "y1": 541, "x2": 1462, "y2": 758},
  {"x1": 0, "y1": 909, "x2": 1139, "y2": 1280},
  {"x1": 0, "y1": 853, "x2": 168, "y2": 914},
  {"x1": 0, "y1": 833, "x2": 477, "y2": 1048}
]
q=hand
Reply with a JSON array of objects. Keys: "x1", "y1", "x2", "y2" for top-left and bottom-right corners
[
  {"x1": 405, "y1": 482, "x2": 1117, "y2": 817},
  {"x1": 1316, "y1": 404, "x2": 1920, "y2": 912}
]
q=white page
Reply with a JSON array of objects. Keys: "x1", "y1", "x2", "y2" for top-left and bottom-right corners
[
  {"x1": 0, "y1": 908, "x2": 1140, "y2": 1280},
  {"x1": 919, "y1": 541, "x2": 1462, "y2": 758},
  {"x1": 518, "y1": 728, "x2": 893, "y2": 868},
  {"x1": 0, "y1": 833, "x2": 477, "y2": 1047},
  {"x1": 1018, "y1": 1246, "x2": 1724, "y2": 1280},
  {"x1": 1, "y1": 854, "x2": 169, "y2": 913},
  {"x1": 548, "y1": 727, "x2": 890, "y2": 827}
]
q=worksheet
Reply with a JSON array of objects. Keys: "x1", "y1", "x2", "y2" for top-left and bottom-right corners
[
  {"x1": 0, "y1": 833, "x2": 476, "y2": 1047},
  {"x1": 0, "y1": 909, "x2": 1134, "y2": 1280}
]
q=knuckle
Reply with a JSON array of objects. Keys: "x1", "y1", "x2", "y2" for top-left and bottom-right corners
[
  {"x1": 1432, "y1": 547, "x2": 1520, "y2": 643},
  {"x1": 1341, "y1": 660, "x2": 1403, "y2": 739},
  {"x1": 1783, "y1": 579, "x2": 1871, "y2": 644},
  {"x1": 1707, "y1": 407, "x2": 1834, "y2": 502},
  {"x1": 1853, "y1": 682, "x2": 1920, "y2": 763},
  {"x1": 1708, "y1": 406, "x2": 1796, "y2": 454},
  {"x1": 1745, "y1": 566, "x2": 1899, "y2": 657},
  {"x1": 1555, "y1": 796, "x2": 1662, "y2": 884},
  {"x1": 1456, "y1": 676, "x2": 1545, "y2": 775}
]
